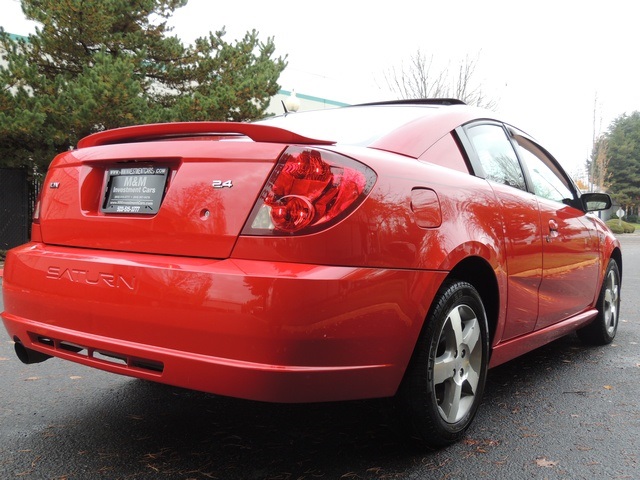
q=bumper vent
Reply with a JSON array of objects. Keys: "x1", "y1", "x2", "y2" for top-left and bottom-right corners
[{"x1": 32, "y1": 334, "x2": 164, "y2": 374}]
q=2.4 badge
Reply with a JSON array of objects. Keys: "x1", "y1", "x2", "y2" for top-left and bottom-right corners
[{"x1": 212, "y1": 180, "x2": 233, "y2": 188}]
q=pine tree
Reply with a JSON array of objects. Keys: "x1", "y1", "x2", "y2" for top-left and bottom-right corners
[
  {"x1": 604, "y1": 112, "x2": 640, "y2": 217},
  {"x1": 0, "y1": 0, "x2": 287, "y2": 171}
]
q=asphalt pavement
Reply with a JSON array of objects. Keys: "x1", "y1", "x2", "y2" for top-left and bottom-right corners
[{"x1": 0, "y1": 236, "x2": 638, "y2": 479}]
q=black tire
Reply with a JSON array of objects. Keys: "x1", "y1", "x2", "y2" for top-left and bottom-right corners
[
  {"x1": 577, "y1": 259, "x2": 621, "y2": 346},
  {"x1": 396, "y1": 280, "x2": 489, "y2": 447}
]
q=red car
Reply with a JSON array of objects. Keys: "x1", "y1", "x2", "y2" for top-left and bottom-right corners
[{"x1": 1, "y1": 100, "x2": 621, "y2": 446}]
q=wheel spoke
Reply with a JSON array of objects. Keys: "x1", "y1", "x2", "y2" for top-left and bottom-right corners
[
  {"x1": 462, "y1": 317, "x2": 480, "y2": 354},
  {"x1": 441, "y1": 378, "x2": 463, "y2": 423},
  {"x1": 465, "y1": 362, "x2": 480, "y2": 393},
  {"x1": 604, "y1": 288, "x2": 613, "y2": 305},
  {"x1": 448, "y1": 306, "x2": 464, "y2": 347},
  {"x1": 434, "y1": 354, "x2": 456, "y2": 385}
]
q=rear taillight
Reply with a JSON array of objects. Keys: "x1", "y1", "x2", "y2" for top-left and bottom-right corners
[{"x1": 243, "y1": 147, "x2": 376, "y2": 235}]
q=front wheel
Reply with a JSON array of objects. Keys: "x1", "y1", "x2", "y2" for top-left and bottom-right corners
[
  {"x1": 577, "y1": 259, "x2": 621, "y2": 345},
  {"x1": 396, "y1": 280, "x2": 489, "y2": 447}
]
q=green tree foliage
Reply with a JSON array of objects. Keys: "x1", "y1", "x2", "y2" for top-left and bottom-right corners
[
  {"x1": 603, "y1": 112, "x2": 640, "y2": 212},
  {"x1": 0, "y1": 0, "x2": 287, "y2": 171}
]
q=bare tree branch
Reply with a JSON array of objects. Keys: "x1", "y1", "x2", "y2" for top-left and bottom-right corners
[{"x1": 383, "y1": 50, "x2": 497, "y2": 109}]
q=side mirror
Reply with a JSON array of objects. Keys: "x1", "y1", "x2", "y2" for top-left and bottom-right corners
[{"x1": 581, "y1": 192, "x2": 612, "y2": 212}]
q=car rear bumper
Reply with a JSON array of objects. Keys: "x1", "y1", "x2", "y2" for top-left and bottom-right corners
[{"x1": 1, "y1": 243, "x2": 446, "y2": 402}]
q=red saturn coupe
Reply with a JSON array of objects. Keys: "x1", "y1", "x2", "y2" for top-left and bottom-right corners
[{"x1": 1, "y1": 100, "x2": 621, "y2": 446}]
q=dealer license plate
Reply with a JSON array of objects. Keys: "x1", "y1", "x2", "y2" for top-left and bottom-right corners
[{"x1": 101, "y1": 166, "x2": 169, "y2": 214}]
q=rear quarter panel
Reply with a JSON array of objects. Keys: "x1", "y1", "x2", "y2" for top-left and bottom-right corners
[{"x1": 233, "y1": 144, "x2": 506, "y2": 273}]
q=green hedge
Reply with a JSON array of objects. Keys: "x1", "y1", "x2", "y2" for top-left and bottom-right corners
[{"x1": 606, "y1": 219, "x2": 636, "y2": 234}]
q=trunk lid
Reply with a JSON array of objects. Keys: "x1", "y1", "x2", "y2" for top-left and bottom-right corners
[{"x1": 38, "y1": 122, "x2": 333, "y2": 259}]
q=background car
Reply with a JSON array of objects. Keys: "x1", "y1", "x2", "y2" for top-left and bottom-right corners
[{"x1": 1, "y1": 99, "x2": 621, "y2": 447}]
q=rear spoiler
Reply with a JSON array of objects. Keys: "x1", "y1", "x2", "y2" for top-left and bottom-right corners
[{"x1": 78, "y1": 122, "x2": 335, "y2": 148}]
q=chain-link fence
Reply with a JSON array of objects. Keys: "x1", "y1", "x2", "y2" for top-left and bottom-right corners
[{"x1": 0, "y1": 168, "x2": 40, "y2": 250}]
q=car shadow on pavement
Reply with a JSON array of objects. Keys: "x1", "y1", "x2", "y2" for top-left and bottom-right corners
[{"x1": 36, "y1": 380, "x2": 425, "y2": 479}]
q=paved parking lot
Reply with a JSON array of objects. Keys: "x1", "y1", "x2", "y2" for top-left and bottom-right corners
[{"x1": 1, "y1": 235, "x2": 639, "y2": 479}]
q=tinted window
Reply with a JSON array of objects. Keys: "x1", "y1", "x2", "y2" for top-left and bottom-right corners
[
  {"x1": 466, "y1": 124, "x2": 526, "y2": 191},
  {"x1": 513, "y1": 136, "x2": 575, "y2": 203}
]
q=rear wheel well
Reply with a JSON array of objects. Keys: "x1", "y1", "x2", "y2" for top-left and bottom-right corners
[{"x1": 448, "y1": 257, "x2": 499, "y2": 344}]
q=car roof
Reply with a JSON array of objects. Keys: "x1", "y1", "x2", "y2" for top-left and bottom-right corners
[{"x1": 260, "y1": 100, "x2": 493, "y2": 158}]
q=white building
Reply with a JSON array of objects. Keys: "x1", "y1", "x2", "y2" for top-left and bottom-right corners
[
  {"x1": 267, "y1": 89, "x2": 348, "y2": 116},
  {"x1": 0, "y1": 32, "x2": 27, "y2": 68}
]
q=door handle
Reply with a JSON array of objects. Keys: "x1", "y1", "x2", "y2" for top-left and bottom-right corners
[{"x1": 547, "y1": 219, "x2": 559, "y2": 242}]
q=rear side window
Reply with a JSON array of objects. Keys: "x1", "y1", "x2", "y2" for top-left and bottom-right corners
[{"x1": 466, "y1": 124, "x2": 527, "y2": 191}]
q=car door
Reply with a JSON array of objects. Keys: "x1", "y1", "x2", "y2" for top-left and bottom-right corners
[
  {"x1": 510, "y1": 132, "x2": 601, "y2": 329},
  {"x1": 460, "y1": 123, "x2": 543, "y2": 340}
]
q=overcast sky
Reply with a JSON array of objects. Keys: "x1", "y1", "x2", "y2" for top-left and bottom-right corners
[{"x1": 2, "y1": 0, "x2": 639, "y2": 176}]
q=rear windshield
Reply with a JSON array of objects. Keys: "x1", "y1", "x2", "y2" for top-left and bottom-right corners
[{"x1": 256, "y1": 105, "x2": 440, "y2": 145}]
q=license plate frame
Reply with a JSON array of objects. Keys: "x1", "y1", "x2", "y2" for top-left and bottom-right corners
[{"x1": 101, "y1": 166, "x2": 169, "y2": 214}]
